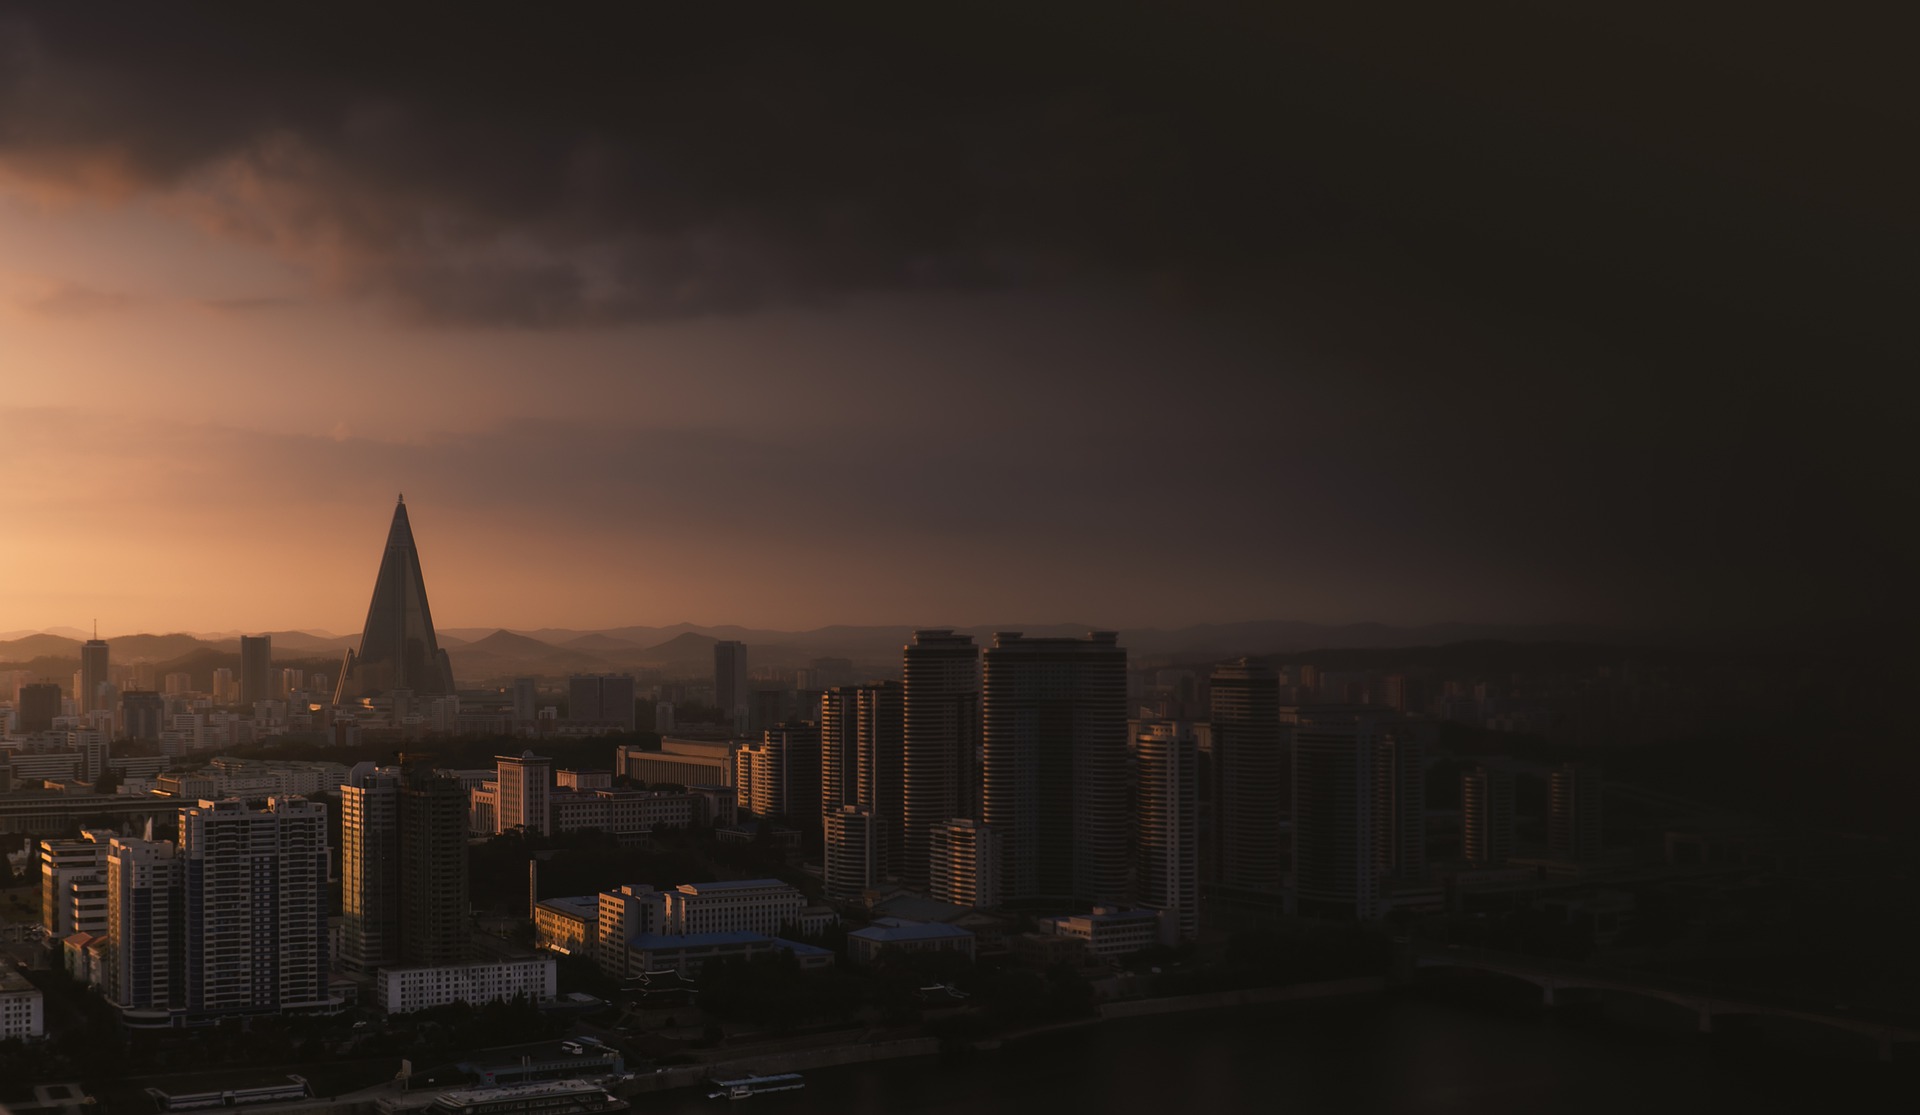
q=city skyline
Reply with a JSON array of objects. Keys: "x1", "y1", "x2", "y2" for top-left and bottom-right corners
[{"x1": 1, "y1": 7, "x2": 1908, "y2": 639}]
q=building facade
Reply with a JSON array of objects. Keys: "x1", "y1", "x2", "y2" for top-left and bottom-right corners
[
  {"x1": 901, "y1": 631, "x2": 977, "y2": 890},
  {"x1": 1209, "y1": 660, "x2": 1285, "y2": 895},
  {"x1": 178, "y1": 797, "x2": 330, "y2": 1018},
  {"x1": 1134, "y1": 721, "x2": 1199, "y2": 942},
  {"x1": 980, "y1": 632, "x2": 1128, "y2": 904}
]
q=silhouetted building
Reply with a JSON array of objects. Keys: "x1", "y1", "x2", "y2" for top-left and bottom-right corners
[
  {"x1": 511, "y1": 677, "x2": 536, "y2": 724},
  {"x1": 1209, "y1": 660, "x2": 1284, "y2": 895},
  {"x1": 343, "y1": 761, "x2": 470, "y2": 973},
  {"x1": 1462, "y1": 762, "x2": 1516, "y2": 865},
  {"x1": 399, "y1": 770, "x2": 471, "y2": 966},
  {"x1": 1135, "y1": 721, "x2": 1199, "y2": 941},
  {"x1": 1291, "y1": 707, "x2": 1425, "y2": 920},
  {"x1": 121, "y1": 690, "x2": 166, "y2": 741},
  {"x1": 901, "y1": 630, "x2": 978, "y2": 890},
  {"x1": 714, "y1": 641, "x2": 748, "y2": 729},
  {"x1": 569, "y1": 673, "x2": 636, "y2": 730},
  {"x1": 18, "y1": 682, "x2": 61, "y2": 733},
  {"x1": 334, "y1": 497, "x2": 457, "y2": 704},
  {"x1": 80, "y1": 635, "x2": 110, "y2": 714},
  {"x1": 1549, "y1": 762, "x2": 1603, "y2": 863},
  {"x1": 240, "y1": 635, "x2": 272, "y2": 708},
  {"x1": 981, "y1": 631, "x2": 1128, "y2": 904}
]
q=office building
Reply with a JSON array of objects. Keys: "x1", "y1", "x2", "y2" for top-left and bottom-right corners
[
  {"x1": 1291, "y1": 707, "x2": 1426, "y2": 921},
  {"x1": 240, "y1": 635, "x2": 272, "y2": 708},
  {"x1": 334, "y1": 497, "x2": 458, "y2": 704},
  {"x1": 901, "y1": 631, "x2": 978, "y2": 891},
  {"x1": 569, "y1": 674, "x2": 636, "y2": 731},
  {"x1": 714, "y1": 641, "x2": 748, "y2": 729},
  {"x1": 512, "y1": 677, "x2": 536, "y2": 725},
  {"x1": 928, "y1": 818, "x2": 1001, "y2": 909},
  {"x1": 178, "y1": 797, "x2": 330, "y2": 1017},
  {"x1": 496, "y1": 751, "x2": 554, "y2": 835},
  {"x1": 616, "y1": 738, "x2": 736, "y2": 788},
  {"x1": 1134, "y1": 721, "x2": 1199, "y2": 942},
  {"x1": 1549, "y1": 763, "x2": 1603, "y2": 863},
  {"x1": 80, "y1": 634, "x2": 110, "y2": 714},
  {"x1": 1209, "y1": 660, "x2": 1285, "y2": 895},
  {"x1": 1462, "y1": 762, "x2": 1516, "y2": 865},
  {"x1": 981, "y1": 631, "x2": 1128, "y2": 904}
]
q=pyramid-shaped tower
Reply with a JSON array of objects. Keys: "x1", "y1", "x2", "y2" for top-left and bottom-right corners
[{"x1": 334, "y1": 497, "x2": 457, "y2": 704}]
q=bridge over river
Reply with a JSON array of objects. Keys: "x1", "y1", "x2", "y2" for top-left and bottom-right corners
[{"x1": 1409, "y1": 941, "x2": 1920, "y2": 1062}]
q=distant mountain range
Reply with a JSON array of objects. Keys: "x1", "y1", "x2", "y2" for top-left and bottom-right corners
[{"x1": 0, "y1": 620, "x2": 1638, "y2": 685}]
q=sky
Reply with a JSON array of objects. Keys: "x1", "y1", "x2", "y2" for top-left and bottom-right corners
[{"x1": 0, "y1": 4, "x2": 1911, "y2": 637}]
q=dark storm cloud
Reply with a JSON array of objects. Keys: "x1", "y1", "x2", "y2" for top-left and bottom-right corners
[
  {"x1": 1, "y1": 4, "x2": 1912, "y2": 628},
  {"x1": 0, "y1": 4, "x2": 1901, "y2": 343}
]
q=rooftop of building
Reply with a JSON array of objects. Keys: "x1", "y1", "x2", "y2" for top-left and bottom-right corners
[
  {"x1": 631, "y1": 930, "x2": 775, "y2": 949},
  {"x1": 769, "y1": 937, "x2": 834, "y2": 958},
  {"x1": 675, "y1": 878, "x2": 794, "y2": 894},
  {"x1": 851, "y1": 920, "x2": 975, "y2": 943},
  {"x1": 536, "y1": 894, "x2": 600, "y2": 918}
]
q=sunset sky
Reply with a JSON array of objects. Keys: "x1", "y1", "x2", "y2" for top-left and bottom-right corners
[{"x1": 0, "y1": 6, "x2": 1910, "y2": 637}]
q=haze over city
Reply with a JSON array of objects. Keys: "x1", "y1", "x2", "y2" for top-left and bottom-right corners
[
  {"x1": 0, "y1": 6, "x2": 1914, "y2": 1112},
  {"x1": 2, "y1": 6, "x2": 1909, "y2": 637}
]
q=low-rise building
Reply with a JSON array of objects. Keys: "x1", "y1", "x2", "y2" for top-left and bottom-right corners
[
  {"x1": 847, "y1": 919, "x2": 975, "y2": 966},
  {"x1": 1037, "y1": 907, "x2": 1162, "y2": 959},
  {"x1": 0, "y1": 967, "x2": 45, "y2": 1039},
  {"x1": 376, "y1": 957, "x2": 557, "y2": 1014},
  {"x1": 534, "y1": 895, "x2": 598, "y2": 957}
]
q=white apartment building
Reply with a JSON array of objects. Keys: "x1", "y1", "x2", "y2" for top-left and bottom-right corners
[
  {"x1": 928, "y1": 819, "x2": 1001, "y2": 909},
  {"x1": 376, "y1": 957, "x2": 556, "y2": 1014},
  {"x1": 0, "y1": 968, "x2": 44, "y2": 1040},
  {"x1": 40, "y1": 829, "x2": 112, "y2": 938}
]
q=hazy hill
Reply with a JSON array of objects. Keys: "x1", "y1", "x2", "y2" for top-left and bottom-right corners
[
  {"x1": 637, "y1": 630, "x2": 720, "y2": 665},
  {"x1": 562, "y1": 633, "x2": 643, "y2": 651},
  {"x1": 0, "y1": 633, "x2": 82, "y2": 660}
]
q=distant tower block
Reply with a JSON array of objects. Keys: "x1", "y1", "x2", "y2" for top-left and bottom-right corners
[{"x1": 335, "y1": 497, "x2": 457, "y2": 704}]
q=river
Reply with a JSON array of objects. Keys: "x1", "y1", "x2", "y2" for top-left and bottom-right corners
[{"x1": 638, "y1": 994, "x2": 1903, "y2": 1112}]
